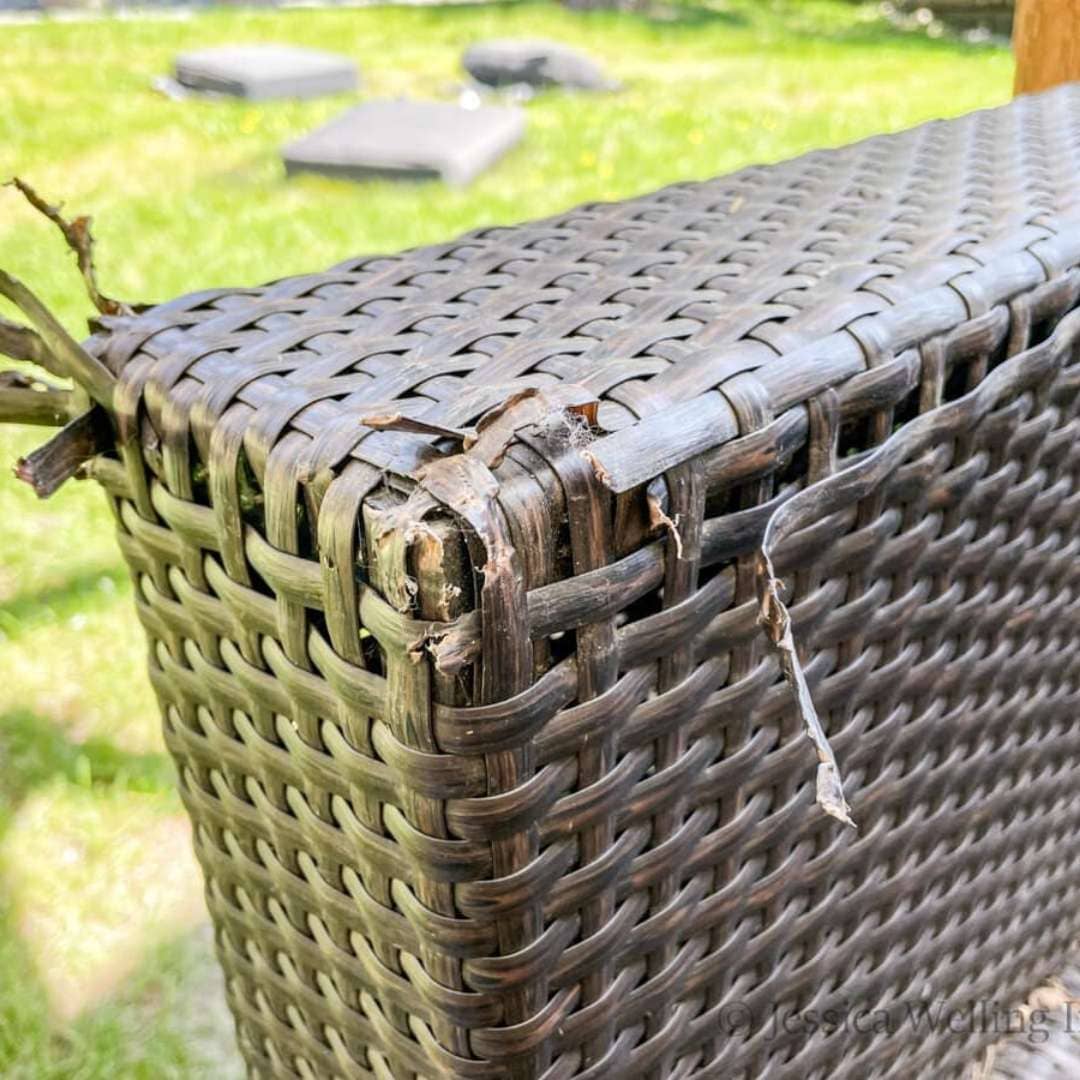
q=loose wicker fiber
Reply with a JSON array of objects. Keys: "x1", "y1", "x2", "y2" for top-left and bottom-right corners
[{"x1": 7, "y1": 85, "x2": 1080, "y2": 1080}]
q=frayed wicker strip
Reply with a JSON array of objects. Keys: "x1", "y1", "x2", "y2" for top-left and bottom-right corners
[
  {"x1": 0, "y1": 181, "x2": 134, "y2": 493},
  {"x1": 755, "y1": 546, "x2": 856, "y2": 828},
  {"x1": 6, "y1": 177, "x2": 132, "y2": 319}
]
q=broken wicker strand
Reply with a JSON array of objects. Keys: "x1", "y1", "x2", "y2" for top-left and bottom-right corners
[{"x1": 755, "y1": 547, "x2": 856, "y2": 829}]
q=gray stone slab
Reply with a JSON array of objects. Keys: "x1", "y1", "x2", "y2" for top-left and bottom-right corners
[
  {"x1": 462, "y1": 39, "x2": 616, "y2": 92},
  {"x1": 175, "y1": 45, "x2": 358, "y2": 101},
  {"x1": 281, "y1": 100, "x2": 525, "y2": 187}
]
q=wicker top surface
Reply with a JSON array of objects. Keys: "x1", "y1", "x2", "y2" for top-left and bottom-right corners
[{"x1": 92, "y1": 84, "x2": 1080, "y2": 489}]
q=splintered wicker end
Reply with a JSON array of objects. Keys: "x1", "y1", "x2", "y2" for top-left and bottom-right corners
[
  {"x1": 6, "y1": 177, "x2": 132, "y2": 319},
  {"x1": 0, "y1": 181, "x2": 138, "y2": 494},
  {"x1": 756, "y1": 549, "x2": 856, "y2": 830}
]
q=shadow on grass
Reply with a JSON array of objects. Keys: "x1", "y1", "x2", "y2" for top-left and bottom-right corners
[
  {"x1": 669, "y1": 3, "x2": 1001, "y2": 51},
  {"x1": 382, "y1": 0, "x2": 745, "y2": 23},
  {"x1": 786, "y1": 22, "x2": 1004, "y2": 52},
  {"x1": 491, "y1": 0, "x2": 1003, "y2": 52},
  {"x1": 0, "y1": 566, "x2": 130, "y2": 644},
  {"x1": 0, "y1": 710, "x2": 243, "y2": 1078},
  {"x1": 386, "y1": 0, "x2": 750, "y2": 37},
  {"x1": 614, "y1": 3, "x2": 747, "y2": 29},
  {"x1": 0, "y1": 900, "x2": 242, "y2": 1080},
  {"x1": 0, "y1": 895, "x2": 53, "y2": 1080},
  {"x1": 0, "y1": 708, "x2": 173, "y2": 805}
]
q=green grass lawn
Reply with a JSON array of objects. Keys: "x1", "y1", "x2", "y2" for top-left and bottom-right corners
[{"x1": 0, "y1": 1, "x2": 1011, "y2": 1074}]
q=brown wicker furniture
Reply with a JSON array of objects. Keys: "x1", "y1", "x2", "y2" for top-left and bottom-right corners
[{"x1": 4, "y1": 84, "x2": 1080, "y2": 1080}]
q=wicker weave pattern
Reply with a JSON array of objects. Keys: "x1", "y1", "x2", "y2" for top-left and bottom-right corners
[{"x1": 72, "y1": 85, "x2": 1080, "y2": 1079}]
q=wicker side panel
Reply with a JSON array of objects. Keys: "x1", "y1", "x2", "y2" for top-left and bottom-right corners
[
  {"x1": 87, "y1": 268, "x2": 1080, "y2": 1080},
  {"x1": 413, "y1": 273, "x2": 1080, "y2": 1079},
  {"x1": 700, "y1": 281, "x2": 1080, "y2": 1080},
  {"x1": 89, "y1": 445, "x2": 515, "y2": 1079}
]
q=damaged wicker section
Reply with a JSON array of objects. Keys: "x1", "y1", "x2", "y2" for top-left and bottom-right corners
[{"x1": 4, "y1": 85, "x2": 1080, "y2": 1080}]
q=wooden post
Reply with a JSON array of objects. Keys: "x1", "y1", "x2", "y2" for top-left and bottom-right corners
[{"x1": 1014, "y1": 0, "x2": 1080, "y2": 96}]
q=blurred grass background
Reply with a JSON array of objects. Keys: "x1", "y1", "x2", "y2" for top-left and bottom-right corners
[{"x1": 0, "y1": 1, "x2": 1011, "y2": 1074}]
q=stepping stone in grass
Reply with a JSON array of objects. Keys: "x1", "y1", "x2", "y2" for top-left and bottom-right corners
[
  {"x1": 463, "y1": 39, "x2": 617, "y2": 92},
  {"x1": 175, "y1": 45, "x2": 358, "y2": 101},
  {"x1": 281, "y1": 99, "x2": 525, "y2": 187}
]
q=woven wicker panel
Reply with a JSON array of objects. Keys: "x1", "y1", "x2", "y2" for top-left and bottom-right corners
[
  {"x1": 990, "y1": 965, "x2": 1080, "y2": 1077},
  {"x1": 33, "y1": 84, "x2": 1080, "y2": 1078}
]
